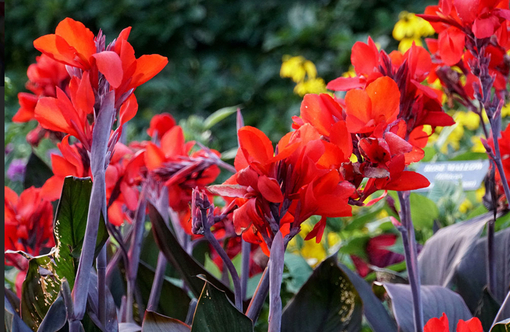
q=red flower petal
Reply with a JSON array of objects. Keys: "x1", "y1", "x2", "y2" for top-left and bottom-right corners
[
  {"x1": 456, "y1": 317, "x2": 483, "y2": 332},
  {"x1": 92, "y1": 51, "x2": 124, "y2": 88},
  {"x1": 129, "y1": 54, "x2": 168, "y2": 89},
  {"x1": 238, "y1": 126, "x2": 274, "y2": 167},
  {"x1": 55, "y1": 18, "x2": 96, "y2": 67},
  {"x1": 257, "y1": 175, "x2": 283, "y2": 203},
  {"x1": 366, "y1": 76, "x2": 400, "y2": 124},
  {"x1": 438, "y1": 27, "x2": 466, "y2": 66},
  {"x1": 119, "y1": 94, "x2": 138, "y2": 125}
]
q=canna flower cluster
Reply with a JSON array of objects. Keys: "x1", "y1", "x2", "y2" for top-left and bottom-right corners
[
  {"x1": 212, "y1": 39, "x2": 455, "y2": 255},
  {"x1": 12, "y1": 54, "x2": 69, "y2": 145}
]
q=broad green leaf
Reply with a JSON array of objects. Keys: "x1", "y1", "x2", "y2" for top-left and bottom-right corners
[
  {"x1": 53, "y1": 176, "x2": 109, "y2": 288},
  {"x1": 490, "y1": 319, "x2": 510, "y2": 332},
  {"x1": 409, "y1": 194, "x2": 438, "y2": 229},
  {"x1": 191, "y1": 281, "x2": 253, "y2": 332},
  {"x1": 281, "y1": 256, "x2": 363, "y2": 332},
  {"x1": 203, "y1": 106, "x2": 239, "y2": 130},
  {"x1": 23, "y1": 152, "x2": 53, "y2": 189},
  {"x1": 142, "y1": 311, "x2": 190, "y2": 332},
  {"x1": 373, "y1": 283, "x2": 472, "y2": 332},
  {"x1": 137, "y1": 261, "x2": 190, "y2": 321},
  {"x1": 283, "y1": 253, "x2": 313, "y2": 293},
  {"x1": 21, "y1": 256, "x2": 61, "y2": 331}
]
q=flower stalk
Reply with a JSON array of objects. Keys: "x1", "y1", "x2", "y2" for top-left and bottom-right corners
[
  {"x1": 70, "y1": 91, "x2": 115, "y2": 330},
  {"x1": 397, "y1": 191, "x2": 423, "y2": 332}
]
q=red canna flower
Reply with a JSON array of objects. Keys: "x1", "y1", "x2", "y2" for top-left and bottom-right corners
[
  {"x1": 4, "y1": 186, "x2": 55, "y2": 269},
  {"x1": 41, "y1": 136, "x2": 139, "y2": 225},
  {"x1": 419, "y1": 0, "x2": 510, "y2": 65},
  {"x1": 211, "y1": 124, "x2": 355, "y2": 252},
  {"x1": 424, "y1": 313, "x2": 483, "y2": 332},
  {"x1": 147, "y1": 113, "x2": 177, "y2": 139},
  {"x1": 34, "y1": 18, "x2": 168, "y2": 100}
]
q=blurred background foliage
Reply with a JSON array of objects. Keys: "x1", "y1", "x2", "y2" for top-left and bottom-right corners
[{"x1": 5, "y1": 0, "x2": 436, "y2": 155}]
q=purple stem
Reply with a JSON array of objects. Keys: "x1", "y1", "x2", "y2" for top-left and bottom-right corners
[
  {"x1": 201, "y1": 212, "x2": 242, "y2": 311},
  {"x1": 147, "y1": 253, "x2": 167, "y2": 312},
  {"x1": 397, "y1": 191, "x2": 423, "y2": 332},
  {"x1": 70, "y1": 91, "x2": 115, "y2": 330},
  {"x1": 97, "y1": 246, "x2": 107, "y2": 328},
  {"x1": 147, "y1": 187, "x2": 170, "y2": 311},
  {"x1": 124, "y1": 185, "x2": 147, "y2": 322},
  {"x1": 268, "y1": 231, "x2": 285, "y2": 332},
  {"x1": 241, "y1": 239, "x2": 251, "y2": 301},
  {"x1": 246, "y1": 267, "x2": 269, "y2": 321}
]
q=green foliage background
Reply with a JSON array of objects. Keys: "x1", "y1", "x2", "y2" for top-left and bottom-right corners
[{"x1": 5, "y1": 0, "x2": 435, "y2": 155}]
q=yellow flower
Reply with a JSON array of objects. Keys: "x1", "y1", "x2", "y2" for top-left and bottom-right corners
[
  {"x1": 471, "y1": 136, "x2": 486, "y2": 153},
  {"x1": 327, "y1": 232, "x2": 342, "y2": 248},
  {"x1": 393, "y1": 11, "x2": 435, "y2": 52},
  {"x1": 280, "y1": 56, "x2": 307, "y2": 83},
  {"x1": 476, "y1": 186, "x2": 485, "y2": 202},
  {"x1": 459, "y1": 198, "x2": 473, "y2": 213},
  {"x1": 299, "y1": 240, "x2": 327, "y2": 267},
  {"x1": 281, "y1": 55, "x2": 331, "y2": 97},
  {"x1": 502, "y1": 103, "x2": 510, "y2": 118},
  {"x1": 455, "y1": 111, "x2": 480, "y2": 131},
  {"x1": 398, "y1": 38, "x2": 423, "y2": 53},
  {"x1": 294, "y1": 78, "x2": 329, "y2": 96},
  {"x1": 342, "y1": 65, "x2": 356, "y2": 78}
]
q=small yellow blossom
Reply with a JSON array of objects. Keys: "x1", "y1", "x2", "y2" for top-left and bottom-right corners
[
  {"x1": 502, "y1": 103, "x2": 510, "y2": 118},
  {"x1": 459, "y1": 198, "x2": 473, "y2": 213},
  {"x1": 327, "y1": 232, "x2": 342, "y2": 248},
  {"x1": 476, "y1": 186, "x2": 486, "y2": 202},
  {"x1": 455, "y1": 111, "x2": 480, "y2": 131},
  {"x1": 342, "y1": 65, "x2": 356, "y2": 78},
  {"x1": 280, "y1": 55, "x2": 307, "y2": 83},
  {"x1": 281, "y1": 55, "x2": 330, "y2": 96},
  {"x1": 471, "y1": 136, "x2": 486, "y2": 153},
  {"x1": 294, "y1": 78, "x2": 328, "y2": 96},
  {"x1": 393, "y1": 11, "x2": 435, "y2": 52}
]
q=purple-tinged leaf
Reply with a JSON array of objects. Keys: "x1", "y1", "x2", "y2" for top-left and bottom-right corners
[
  {"x1": 141, "y1": 311, "x2": 189, "y2": 332},
  {"x1": 419, "y1": 212, "x2": 499, "y2": 287},
  {"x1": 190, "y1": 281, "x2": 253, "y2": 332},
  {"x1": 455, "y1": 227, "x2": 510, "y2": 311},
  {"x1": 38, "y1": 293, "x2": 67, "y2": 332},
  {"x1": 119, "y1": 322, "x2": 142, "y2": 332},
  {"x1": 268, "y1": 231, "x2": 285, "y2": 332},
  {"x1": 281, "y1": 256, "x2": 362, "y2": 332},
  {"x1": 137, "y1": 261, "x2": 190, "y2": 321},
  {"x1": 5, "y1": 293, "x2": 32, "y2": 332},
  {"x1": 148, "y1": 204, "x2": 241, "y2": 306},
  {"x1": 87, "y1": 271, "x2": 119, "y2": 332},
  {"x1": 493, "y1": 291, "x2": 510, "y2": 327},
  {"x1": 373, "y1": 283, "x2": 471, "y2": 332},
  {"x1": 337, "y1": 263, "x2": 397, "y2": 332}
]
